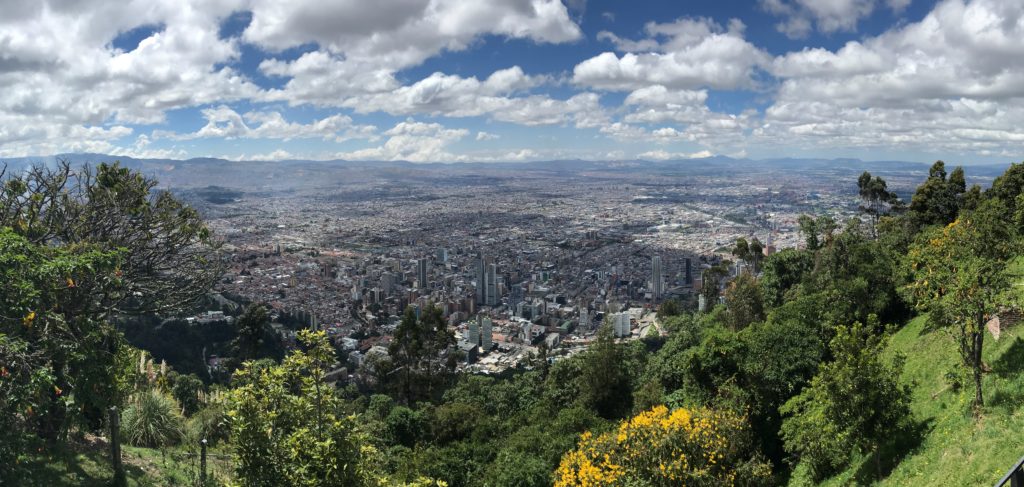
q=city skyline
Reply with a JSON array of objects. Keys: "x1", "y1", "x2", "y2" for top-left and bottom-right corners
[{"x1": 2, "y1": 0, "x2": 1023, "y2": 165}]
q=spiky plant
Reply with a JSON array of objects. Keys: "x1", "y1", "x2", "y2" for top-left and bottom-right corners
[{"x1": 121, "y1": 389, "x2": 185, "y2": 448}]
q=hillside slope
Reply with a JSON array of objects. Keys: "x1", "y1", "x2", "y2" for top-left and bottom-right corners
[{"x1": 790, "y1": 315, "x2": 1024, "y2": 486}]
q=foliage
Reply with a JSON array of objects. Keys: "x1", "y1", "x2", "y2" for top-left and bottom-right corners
[
  {"x1": 780, "y1": 321, "x2": 913, "y2": 480},
  {"x1": 725, "y1": 272, "x2": 764, "y2": 330},
  {"x1": 0, "y1": 161, "x2": 223, "y2": 315},
  {"x1": 797, "y1": 214, "x2": 836, "y2": 251},
  {"x1": 907, "y1": 161, "x2": 965, "y2": 228},
  {"x1": 857, "y1": 171, "x2": 902, "y2": 236},
  {"x1": 554, "y1": 405, "x2": 771, "y2": 486},
  {"x1": 0, "y1": 226, "x2": 125, "y2": 442},
  {"x1": 233, "y1": 303, "x2": 271, "y2": 364},
  {"x1": 170, "y1": 373, "x2": 205, "y2": 416},
  {"x1": 655, "y1": 298, "x2": 681, "y2": 319},
  {"x1": 121, "y1": 389, "x2": 185, "y2": 448},
  {"x1": 228, "y1": 330, "x2": 366, "y2": 486},
  {"x1": 903, "y1": 198, "x2": 1018, "y2": 408},
  {"x1": 758, "y1": 248, "x2": 813, "y2": 308},
  {"x1": 576, "y1": 324, "x2": 633, "y2": 418},
  {"x1": 988, "y1": 162, "x2": 1024, "y2": 216},
  {"x1": 383, "y1": 306, "x2": 457, "y2": 404}
]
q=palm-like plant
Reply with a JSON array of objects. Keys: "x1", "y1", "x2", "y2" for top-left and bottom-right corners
[{"x1": 121, "y1": 389, "x2": 184, "y2": 448}]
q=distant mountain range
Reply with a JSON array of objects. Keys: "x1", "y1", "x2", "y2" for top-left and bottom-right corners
[{"x1": 0, "y1": 153, "x2": 1013, "y2": 191}]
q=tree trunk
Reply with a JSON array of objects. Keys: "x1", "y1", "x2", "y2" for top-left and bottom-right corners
[{"x1": 973, "y1": 326, "x2": 984, "y2": 410}]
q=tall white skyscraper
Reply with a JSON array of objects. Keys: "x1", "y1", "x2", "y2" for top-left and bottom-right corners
[{"x1": 652, "y1": 255, "x2": 663, "y2": 301}]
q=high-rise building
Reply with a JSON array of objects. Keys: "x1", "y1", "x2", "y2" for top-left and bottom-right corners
[
  {"x1": 684, "y1": 257, "x2": 693, "y2": 286},
  {"x1": 485, "y1": 263, "x2": 498, "y2": 306},
  {"x1": 436, "y1": 248, "x2": 448, "y2": 263},
  {"x1": 475, "y1": 253, "x2": 487, "y2": 305},
  {"x1": 612, "y1": 312, "x2": 630, "y2": 338},
  {"x1": 579, "y1": 308, "x2": 590, "y2": 330},
  {"x1": 651, "y1": 255, "x2": 663, "y2": 301},
  {"x1": 417, "y1": 258, "x2": 429, "y2": 289},
  {"x1": 467, "y1": 318, "x2": 480, "y2": 347},
  {"x1": 480, "y1": 315, "x2": 493, "y2": 351},
  {"x1": 510, "y1": 283, "x2": 524, "y2": 310}
]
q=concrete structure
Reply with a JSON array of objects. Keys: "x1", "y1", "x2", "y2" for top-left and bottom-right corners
[
  {"x1": 481, "y1": 316, "x2": 493, "y2": 351},
  {"x1": 417, "y1": 258, "x2": 428, "y2": 289},
  {"x1": 612, "y1": 312, "x2": 631, "y2": 338},
  {"x1": 485, "y1": 263, "x2": 498, "y2": 307},
  {"x1": 652, "y1": 255, "x2": 663, "y2": 301}
]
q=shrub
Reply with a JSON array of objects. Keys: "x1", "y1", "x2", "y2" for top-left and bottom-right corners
[
  {"x1": 121, "y1": 389, "x2": 185, "y2": 448},
  {"x1": 554, "y1": 405, "x2": 771, "y2": 486}
]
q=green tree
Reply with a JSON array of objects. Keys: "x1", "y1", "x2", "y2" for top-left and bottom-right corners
[
  {"x1": 903, "y1": 198, "x2": 1017, "y2": 409},
  {"x1": 234, "y1": 303, "x2": 270, "y2": 363},
  {"x1": 780, "y1": 320, "x2": 913, "y2": 480},
  {"x1": 989, "y1": 162, "x2": 1024, "y2": 217},
  {"x1": 655, "y1": 298, "x2": 681, "y2": 319},
  {"x1": 758, "y1": 248, "x2": 813, "y2": 308},
  {"x1": 171, "y1": 373, "x2": 205, "y2": 416},
  {"x1": 386, "y1": 305, "x2": 456, "y2": 404},
  {"x1": 724, "y1": 272, "x2": 764, "y2": 331},
  {"x1": 700, "y1": 261, "x2": 729, "y2": 310},
  {"x1": 797, "y1": 214, "x2": 836, "y2": 251},
  {"x1": 857, "y1": 171, "x2": 902, "y2": 237},
  {"x1": 578, "y1": 324, "x2": 632, "y2": 419},
  {"x1": 0, "y1": 161, "x2": 222, "y2": 441},
  {"x1": 908, "y1": 161, "x2": 965, "y2": 228},
  {"x1": 0, "y1": 161, "x2": 222, "y2": 315},
  {"x1": 0, "y1": 227, "x2": 125, "y2": 445},
  {"x1": 748, "y1": 237, "x2": 764, "y2": 273},
  {"x1": 229, "y1": 330, "x2": 365, "y2": 486}
]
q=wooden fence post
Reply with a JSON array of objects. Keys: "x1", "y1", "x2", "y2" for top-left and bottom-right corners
[
  {"x1": 200, "y1": 438, "x2": 208, "y2": 486},
  {"x1": 109, "y1": 406, "x2": 126, "y2": 487}
]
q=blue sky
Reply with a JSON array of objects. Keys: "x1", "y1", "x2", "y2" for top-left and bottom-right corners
[{"x1": 1, "y1": 0, "x2": 1023, "y2": 164}]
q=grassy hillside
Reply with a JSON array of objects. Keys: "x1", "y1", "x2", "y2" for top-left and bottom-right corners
[
  {"x1": 790, "y1": 314, "x2": 1024, "y2": 486},
  {"x1": 15, "y1": 438, "x2": 233, "y2": 486}
]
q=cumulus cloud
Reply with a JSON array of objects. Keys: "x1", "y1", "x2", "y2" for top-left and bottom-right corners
[
  {"x1": 250, "y1": 0, "x2": 581, "y2": 105},
  {"x1": 157, "y1": 106, "x2": 378, "y2": 142},
  {"x1": 759, "y1": 0, "x2": 1024, "y2": 154},
  {"x1": 574, "y1": 17, "x2": 770, "y2": 91},
  {"x1": 336, "y1": 119, "x2": 470, "y2": 162},
  {"x1": 638, "y1": 149, "x2": 714, "y2": 160},
  {"x1": 0, "y1": 0, "x2": 583, "y2": 157},
  {"x1": 761, "y1": 0, "x2": 910, "y2": 39}
]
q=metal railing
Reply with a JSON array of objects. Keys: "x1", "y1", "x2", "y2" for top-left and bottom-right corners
[{"x1": 996, "y1": 455, "x2": 1024, "y2": 487}]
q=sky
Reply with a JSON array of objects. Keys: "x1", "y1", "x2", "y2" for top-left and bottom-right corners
[{"x1": 1, "y1": 0, "x2": 1023, "y2": 164}]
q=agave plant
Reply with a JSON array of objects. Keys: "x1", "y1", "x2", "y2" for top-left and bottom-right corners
[{"x1": 121, "y1": 389, "x2": 185, "y2": 448}]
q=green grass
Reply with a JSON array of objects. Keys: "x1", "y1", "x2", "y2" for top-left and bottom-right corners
[
  {"x1": 789, "y1": 314, "x2": 1024, "y2": 486},
  {"x1": 13, "y1": 439, "x2": 234, "y2": 486}
]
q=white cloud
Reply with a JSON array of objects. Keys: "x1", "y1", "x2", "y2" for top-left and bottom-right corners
[
  {"x1": 759, "y1": 0, "x2": 1024, "y2": 155},
  {"x1": 249, "y1": 0, "x2": 581, "y2": 105},
  {"x1": 760, "y1": 0, "x2": 909, "y2": 39},
  {"x1": 476, "y1": 131, "x2": 500, "y2": 141},
  {"x1": 574, "y1": 17, "x2": 770, "y2": 91},
  {"x1": 638, "y1": 149, "x2": 714, "y2": 160},
  {"x1": 336, "y1": 119, "x2": 469, "y2": 162},
  {"x1": 158, "y1": 105, "x2": 378, "y2": 142}
]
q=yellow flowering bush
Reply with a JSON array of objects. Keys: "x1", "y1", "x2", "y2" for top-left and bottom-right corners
[{"x1": 555, "y1": 405, "x2": 770, "y2": 486}]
